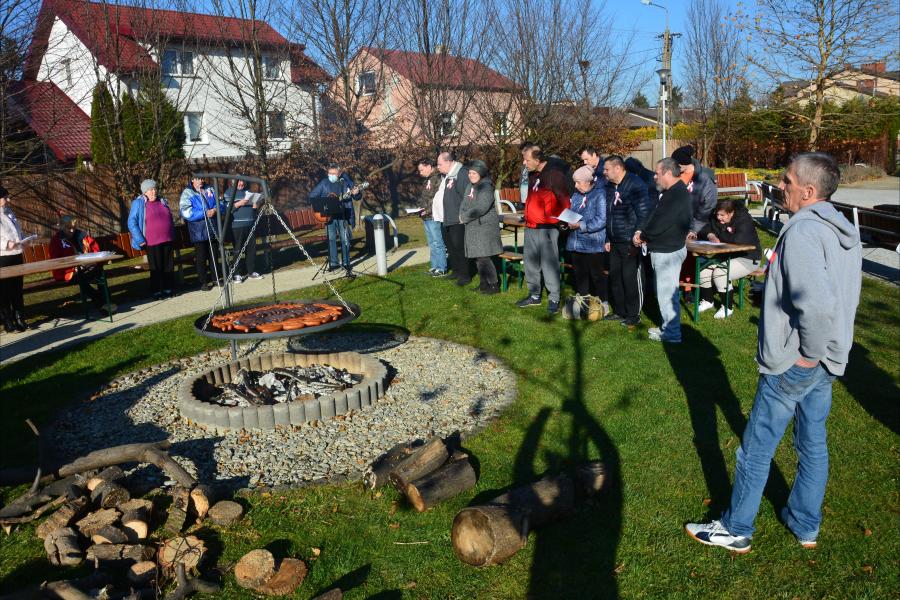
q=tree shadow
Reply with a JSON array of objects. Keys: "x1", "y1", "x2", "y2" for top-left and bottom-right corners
[
  {"x1": 313, "y1": 563, "x2": 371, "y2": 597},
  {"x1": 842, "y1": 343, "x2": 900, "y2": 436},
  {"x1": 662, "y1": 327, "x2": 790, "y2": 517}
]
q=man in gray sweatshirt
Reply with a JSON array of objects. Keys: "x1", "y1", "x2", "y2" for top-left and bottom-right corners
[{"x1": 686, "y1": 152, "x2": 862, "y2": 553}]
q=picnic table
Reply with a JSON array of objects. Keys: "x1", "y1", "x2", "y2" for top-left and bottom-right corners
[
  {"x1": 0, "y1": 251, "x2": 122, "y2": 322},
  {"x1": 501, "y1": 213, "x2": 526, "y2": 253},
  {"x1": 685, "y1": 240, "x2": 757, "y2": 322}
]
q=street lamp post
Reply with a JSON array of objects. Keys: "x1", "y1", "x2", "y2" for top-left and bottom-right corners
[
  {"x1": 657, "y1": 68, "x2": 671, "y2": 158},
  {"x1": 641, "y1": 0, "x2": 672, "y2": 157}
]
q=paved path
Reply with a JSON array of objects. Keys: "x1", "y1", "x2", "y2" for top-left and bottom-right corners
[{"x1": 0, "y1": 244, "x2": 434, "y2": 365}]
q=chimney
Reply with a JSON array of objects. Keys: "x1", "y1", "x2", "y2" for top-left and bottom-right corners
[{"x1": 861, "y1": 61, "x2": 886, "y2": 75}]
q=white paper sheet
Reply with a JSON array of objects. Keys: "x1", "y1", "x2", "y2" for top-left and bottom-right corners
[{"x1": 556, "y1": 208, "x2": 583, "y2": 224}]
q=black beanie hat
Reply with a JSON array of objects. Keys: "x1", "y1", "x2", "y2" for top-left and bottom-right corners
[
  {"x1": 0, "y1": 186, "x2": 8, "y2": 199},
  {"x1": 672, "y1": 145, "x2": 694, "y2": 166},
  {"x1": 467, "y1": 159, "x2": 490, "y2": 179}
]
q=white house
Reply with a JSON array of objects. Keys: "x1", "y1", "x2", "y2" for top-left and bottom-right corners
[{"x1": 19, "y1": 0, "x2": 328, "y2": 161}]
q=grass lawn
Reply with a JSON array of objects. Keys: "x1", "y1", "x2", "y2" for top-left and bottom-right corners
[{"x1": 1, "y1": 248, "x2": 898, "y2": 598}]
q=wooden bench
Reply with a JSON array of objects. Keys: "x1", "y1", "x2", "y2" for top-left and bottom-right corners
[
  {"x1": 830, "y1": 201, "x2": 900, "y2": 251},
  {"x1": 759, "y1": 182, "x2": 787, "y2": 230},
  {"x1": 715, "y1": 172, "x2": 753, "y2": 203}
]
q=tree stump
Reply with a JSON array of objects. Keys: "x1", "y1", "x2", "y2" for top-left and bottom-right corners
[
  {"x1": 207, "y1": 500, "x2": 244, "y2": 526},
  {"x1": 491, "y1": 474, "x2": 575, "y2": 528},
  {"x1": 119, "y1": 498, "x2": 152, "y2": 541},
  {"x1": 90, "y1": 480, "x2": 130, "y2": 509},
  {"x1": 235, "y1": 549, "x2": 276, "y2": 591},
  {"x1": 44, "y1": 526, "x2": 84, "y2": 567},
  {"x1": 189, "y1": 485, "x2": 214, "y2": 522},
  {"x1": 405, "y1": 459, "x2": 477, "y2": 512},
  {"x1": 75, "y1": 508, "x2": 121, "y2": 538},
  {"x1": 91, "y1": 525, "x2": 129, "y2": 545},
  {"x1": 163, "y1": 486, "x2": 191, "y2": 535},
  {"x1": 86, "y1": 466, "x2": 126, "y2": 492},
  {"x1": 159, "y1": 535, "x2": 206, "y2": 571},
  {"x1": 364, "y1": 442, "x2": 415, "y2": 489},
  {"x1": 128, "y1": 561, "x2": 158, "y2": 587},
  {"x1": 35, "y1": 496, "x2": 89, "y2": 540},
  {"x1": 451, "y1": 505, "x2": 528, "y2": 567},
  {"x1": 388, "y1": 438, "x2": 448, "y2": 492},
  {"x1": 259, "y1": 558, "x2": 308, "y2": 596},
  {"x1": 86, "y1": 543, "x2": 153, "y2": 567}
]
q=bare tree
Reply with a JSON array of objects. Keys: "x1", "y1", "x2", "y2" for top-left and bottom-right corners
[
  {"x1": 683, "y1": 0, "x2": 745, "y2": 164},
  {"x1": 742, "y1": 0, "x2": 898, "y2": 149}
]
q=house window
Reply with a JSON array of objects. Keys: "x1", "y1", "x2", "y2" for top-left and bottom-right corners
[
  {"x1": 267, "y1": 111, "x2": 286, "y2": 138},
  {"x1": 163, "y1": 50, "x2": 194, "y2": 76},
  {"x1": 60, "y1": 59, "x2": 72, "y2": 87},
  {"x1": 437, "y1": 112, "x2": 456, "y2": 137},
  {"x1": 184, "y1": 112, "x2": 204, "y2": 142},
  {"x1": 357, "y1": 71, "x2": 376, "y2": 96},
  {"x1": 493, "y1": 112, "x2": 509, "y2": 137},
  {"x1": 261, "y1": 56, "x2": 280, "y2": 79}
]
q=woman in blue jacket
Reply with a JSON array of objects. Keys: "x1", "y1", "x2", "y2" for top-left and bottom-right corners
[
  {"x1": 128, "y1": 179, "x2": 176, "y2": 299},
  {"x1": 563, "y1": 165, "x2": 609, "y2": 317},
  {"x1": 179, "y1": 176, "x2": 221, "y2": 290}
]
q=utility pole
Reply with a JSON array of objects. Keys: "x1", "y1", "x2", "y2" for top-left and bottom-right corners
[{"x1": 642, "y1": 0, "x2": 678, "y2": 157}]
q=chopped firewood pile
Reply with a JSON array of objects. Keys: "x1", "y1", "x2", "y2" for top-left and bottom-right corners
[
  {"x1": 209, "y1": 302, "x2": 345, "y2": 333},
  {"x1": 209, "y1": 365, "x2": 363, "y2": 407}
]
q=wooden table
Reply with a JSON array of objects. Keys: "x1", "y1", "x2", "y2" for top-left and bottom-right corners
[
  {"x1": 0, "y1": 252, "x2": 122, "y2": 322},
  {"x1": 501, "y1": 214, "x2": 526, "y2": 253},
  {"x1": 685, "y1": 241, "x2": 757, "y2": 322}
]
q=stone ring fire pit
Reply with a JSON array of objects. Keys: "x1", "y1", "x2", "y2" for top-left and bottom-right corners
[{"x1": 177, "y1": 350, "x2": 387, "y2": 432}]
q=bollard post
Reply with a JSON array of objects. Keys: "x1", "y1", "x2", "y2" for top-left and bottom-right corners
[{"x1": 373, "y1": 214, "x2": 388, "y2": 276}]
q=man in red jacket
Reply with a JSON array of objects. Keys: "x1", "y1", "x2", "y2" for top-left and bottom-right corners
[
  {"x1": 50, "y1": 215, "x2": 115, "y2": 316},
  {"x1": 516, "y1": 146, "x2": 571, "y2": 314}
]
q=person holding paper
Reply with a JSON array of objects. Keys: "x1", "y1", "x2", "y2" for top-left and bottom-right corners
[
  {"x1": 459, "y1": 160, "x2": 503, "y2": 295},
  {"x1": 0, "y1": 186, "x2": 29, "y2": 332},
  {"x1": 562, "y1": 165, "x2": 609, "y2": 319},
  {"x1": 129, "y1": 179, "x2": 176, "y2": 300},
  {"x1": 225, "y1": 179, "x2": 262, "y2": 282}
]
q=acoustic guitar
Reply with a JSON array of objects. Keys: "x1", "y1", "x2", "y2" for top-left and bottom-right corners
[{"x1": 313, "y1": 181, "x2": 370, "y2": 223}]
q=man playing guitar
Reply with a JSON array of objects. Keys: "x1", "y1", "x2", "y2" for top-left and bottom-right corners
[{"x1": 309, "y1": 164, "x2": 362, "y2": 277}]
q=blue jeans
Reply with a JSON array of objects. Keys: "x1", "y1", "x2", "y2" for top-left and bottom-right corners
[
  {"x1": 423, "y1": 219, "x2": 447, "y2": 271},
  {"x1": 722, "y1": 364, "x2": 835, "y2": 539},
  {"x1": 327, "y1": 219, "x2": 351, "y2": 268},
  {"x1": 650, "y1": 246, "x2": 687, "y2": 340}
]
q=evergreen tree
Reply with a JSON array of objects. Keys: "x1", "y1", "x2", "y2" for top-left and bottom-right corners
[
  {"x1": 137, "y1": 82, "x2": 185, "y2": 164},
  {"x1": 630, "y1": 91, "x2": 650, "y2": 109},
  {"x1": 89, "y1": 83, "x2": 115, "y2": 164}
]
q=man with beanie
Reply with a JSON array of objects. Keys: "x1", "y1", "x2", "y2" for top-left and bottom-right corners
[
  {"x1": 436, "y1": 151, "x2": 471, "y2": 285},
  {"x1": 686, "y1": 153, "x2": 861, "y2": 553},
  {"x1": 603, "y1": 155, "x2": 652, "y2": 327},
  {"x1": 671, "y1": 145, "x2": 717, "y2": 236},
  {"x1": 517, "y1": 145, "x2": 571, "y2": 314},
  {"x1": 634, "y1": 158, "x2": 692, "y2": 343}
]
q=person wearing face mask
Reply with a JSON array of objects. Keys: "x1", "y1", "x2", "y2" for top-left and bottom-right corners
[{"x1": 309, "y1": 164, "x2": 361, "y2": 276}]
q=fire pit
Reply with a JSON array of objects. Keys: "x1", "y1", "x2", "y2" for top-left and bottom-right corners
[{"x1": 178, "y1": 350, "x2": 387, "y2": 431}]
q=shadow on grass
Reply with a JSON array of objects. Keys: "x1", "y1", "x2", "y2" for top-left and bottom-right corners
[
  {"x1": 842, "y1": 343, "x2": 900, "y2": 436},
  {"x1": 314, "y1": 563, "x2": 372, "y2": 597},
  {"x1": 663, "y1": 326, "x2": 790, "y2": 517}
]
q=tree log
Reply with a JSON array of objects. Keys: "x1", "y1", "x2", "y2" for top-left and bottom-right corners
[
  {"x1": 388, "y1": 438, "x2": 448, "y2": 492},
  {"x1": 42, "y1": 580, "x2": 94, "y2": 600},
  {"x1": 491, "y1": 474, "x2": 575, "y2": 528},
  {"x1": 86, "y1": 466, "x2": 125, "y2": 492},
  {"x1": 260, "y1": 558, "x2": 308, "y2": 596},
  {"x1": 189, "y1": 485, "x2": 213, "y2": 522},
  {"x1": 406, "y1": 459, "x2": 477, "y2": 512},
  {"x1": 86, "y1": 543, "x2": 153, "y2": 567},
  {"x1": 75, "y1": 508, "x2": 120, "y2": 538},
  {"x1": 0, "y1": 496, "x2": 67, "y2": 527},
  {"x1": 163, "y1": 563, "x2": 220, "y2": 600},
  {"x1": 42, "y1": 475, "x2": 87, "y2": 499},
  {"x1": 91, "y1": 525, "x2": 129, "y2": 545},
  {"x1": 235, "y1": 549, "x2": 276, "y2": 591},
  {"x1": 36, "y1": 497, "x2": 90, "y2": 540},
  {"x1": 451, "y1": 505, "x2": 528, "y2": 567},
  {"x1": 90, "y1": 481, "x2": 131, "y2": 509},
  {"x1": 128, "y1": 561, "x2": 158, "y2": 587},
  {"x1": 158, "y1": 535, "x2": 206, "y2": 571},
  {"x1": 163, "y1": 486, "x2": 191, "y2": 535},
  {"x1": 364, "y1": 442, "x2": 415, "y2": 489},
  {"x1": 53, "y1": 441, "x2": 195, "y2": 489},
  {"x1": 207, "y1": 500, "x2": 244, "y2": 526},
  {"x1": 44, "y1": 527, "x2": 84, "y2": 567},
  {"x1": 119, "y1": 499, "x2": 152, "y2": 542}
]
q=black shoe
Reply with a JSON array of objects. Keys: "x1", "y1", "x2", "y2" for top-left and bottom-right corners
[
  {"x1": 603, "y1": 313, "x2": 625, "y2": 322},
  {"x1": 344, "y1": 268, "x2": 356, "y2": 279},
  {"x1": 455, "y1": 278, "x2": 472, "y2": 287},
  {"x1": 153, "y1": 291, "x2": 164, "y2": 300},
  {"x1": 480, "y1": 285, "x2": 500, "y2": 295},
  {"x1": 13, "y1": 311, "x2": 28, "y2": 332},
  {"x1": 547, "y1": 300, "x2": 560, "y2": 315},
  {"x1": 621, "y1": 317, "x2": 640, "y2": 327},
  {"x1": 516, "y1": 295, "x2": 542, "y2": 308},
  {"x1": 162, "y1": 289, "x2": 175, "y2": 298}
]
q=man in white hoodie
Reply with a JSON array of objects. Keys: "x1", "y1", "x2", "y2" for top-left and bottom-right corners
[{"x1": 685, "y1": 152, "x2": 862, "y2": 553}]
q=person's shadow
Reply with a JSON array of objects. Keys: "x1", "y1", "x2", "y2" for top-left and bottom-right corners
[
  {"x1": 663, "y1": 327, "x2": 791, "y2": 517},
  {"x1": 841, "y1": 343, "x2": 900, "y2": 436},
  {"x1": 510, "y1": 320, "x2": 623, "y2": 599}
]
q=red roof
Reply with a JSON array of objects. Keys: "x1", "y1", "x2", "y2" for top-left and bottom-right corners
[
  {"x1": 361, "y1": 47, "x2": 518, "y2": 92},
  {"x1": 26, "y1": 0, "x2": 326, "y2": 82},
  {"x1": 7, "y1": 81, "x2": 92, "y2": 162}
]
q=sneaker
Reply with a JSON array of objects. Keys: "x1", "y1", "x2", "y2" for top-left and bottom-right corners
[
  {"x1": 162, "y1": 289, "x2": 174, "y2": 298},
  {"x1": 697, "y1": 299, "x2": 715, "y2": 313},
  {"x1": 516, "y1": 295, "x2": 541, "y2": 308},
  {"x1": 428, "y1": 268, "x2": 437, "y2": 275},
  {"x1": 603, "y1": 313, "x2": 625, "y2": 322},
  {"x1": 233, "y1": 274, "x2": 245, "y2": 283},
  {"x1": 344, "y1": 268, "x2": 356, "y2": 279},
  {"x1": 431, "y1": 270, "x2": 447, "y2": 278},
  {"x1": 153, "y1": 291, "x2": 164, "y2": 300},
  {"x1": 648, "y1": 327, "x2": 681, "y2": 343},
  {"x1": 621, "y1": 317, "x2": 640, "y2": 328},
  {"x1": 684, "y1": 520, "x2": 752, "y2": 553},
  {"x1": 248, "y1": 272, "x2": 263, "y2": 280},
  {"x1": 547, "y1": 300, "x2": 560, "y2": 314},
  {"x1": 714, "y1": 305, "x2": 732, "y2": 319}
]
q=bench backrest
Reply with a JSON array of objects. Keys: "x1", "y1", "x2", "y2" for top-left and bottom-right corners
[{"x1": 830, "y1": 201, "x2": 900, "y2": 248}]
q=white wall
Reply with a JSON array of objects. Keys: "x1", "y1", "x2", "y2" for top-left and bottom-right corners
[{"x1": 38, "y1": 18, "x2": 319, "y2": 160}]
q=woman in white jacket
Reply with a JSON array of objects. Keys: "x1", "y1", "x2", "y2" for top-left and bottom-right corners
[{"x1": 0, "y1": 186, "x2": 28, "y2": 332}]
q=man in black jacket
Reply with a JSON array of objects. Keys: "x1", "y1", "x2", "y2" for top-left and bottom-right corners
[
  {"x1": 635, "y1": 158, "x2": 692, "y2": 343},
  {"x1": 603, "y1": 155, "x2": 652, "y2": 327},
  {"x1": 672, "y1": 145, "x2": 717, "y2": 237},
  {"x1": 437, "y1": 151, "x2": 472, "y2": 285}
]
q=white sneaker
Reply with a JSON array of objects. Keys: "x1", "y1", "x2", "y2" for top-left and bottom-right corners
[
  {"x1": 685, "y1": 520, "x2": 751, "y2": 553},
  {"x1": 248, "y1": 272, "x2": 263, "y2": 280},
  {"x1": 714, "y1": 305, "x2": 732, "y2": 319},
  {"x1": 233, "y1": 274, "x2": 245, "y2": 283},
  {"x1": 697, "y1": 300, "x2": 715, "y2": 313}
]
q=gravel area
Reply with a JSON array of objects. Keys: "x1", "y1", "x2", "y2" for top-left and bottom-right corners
[{"x1": 51, "y1": 331, "x2": 516, "y2": 490}]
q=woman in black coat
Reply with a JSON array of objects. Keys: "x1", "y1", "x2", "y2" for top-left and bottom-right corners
[
  {"x1": 459, "y1": 160, "x2": 503, "y2": 294},
  {"x1": 696, "y1": 199, "x2": 762, "y2": 319}
]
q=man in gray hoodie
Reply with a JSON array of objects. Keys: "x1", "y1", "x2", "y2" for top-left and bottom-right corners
[{"x1": 685, "y1": 153, "x2": 861, "y2": 553}]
